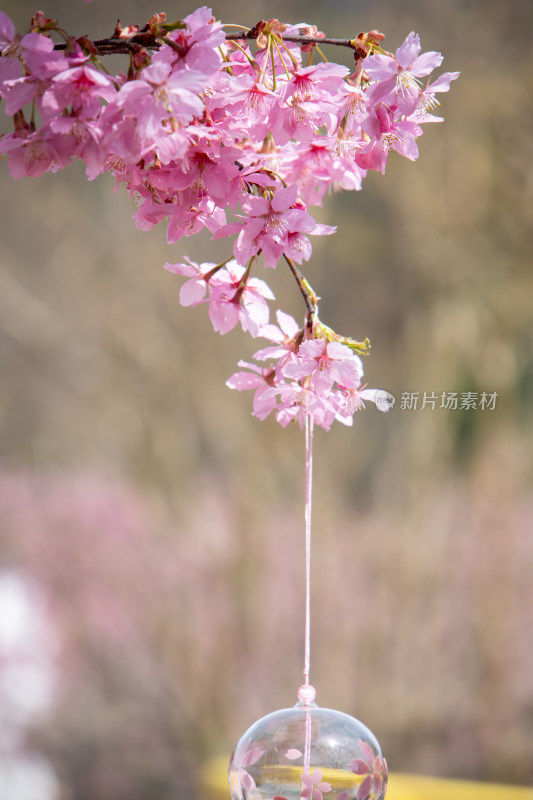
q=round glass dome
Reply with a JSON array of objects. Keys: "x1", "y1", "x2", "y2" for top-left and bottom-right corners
[{"x1": 229, "y1": 687, "x2": 387, "y2": 800}]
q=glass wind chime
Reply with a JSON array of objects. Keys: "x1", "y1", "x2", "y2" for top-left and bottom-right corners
[{"x1": 228, "y1": 416, "x2": 388, "y2": 800}]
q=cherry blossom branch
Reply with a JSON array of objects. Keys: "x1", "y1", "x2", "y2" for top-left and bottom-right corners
[
  {"x1": 224, "y1": 32, "x2": 359, "y2": 49},
  {"x1": 48, "y1": 19, "x2": 386, "y2": 60},
  {"x1": 0, "y1": 6, "x2": 457, "y2": 430},
  {"x1": 50, "y1": 31, "x2": 352, "y2": 57},
  {"x1": 52, "y1": 37, "x2": 162, "y2": 55},
  {"x1": 284, "y1": 256, "x2": 319, "y2": 336}
]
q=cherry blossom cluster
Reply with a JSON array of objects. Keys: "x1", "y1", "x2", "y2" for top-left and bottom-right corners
[
  {"x1": 0, "y1": 7, "x2": 458, "y2": 429},
  {"x1": 225, "y1": 310, "x2": 395, "y2": 429}
]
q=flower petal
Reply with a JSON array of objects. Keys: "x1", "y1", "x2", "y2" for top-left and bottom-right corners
[
  {"x1": 286, "y1": 749, "x2": 303, "y2": 760},
  {"x1": 356, "y1": 774, "x2": 372, "y2": 800},
  {"x1": 179, "y1": 278, "x2": 207, "y2": 306}
]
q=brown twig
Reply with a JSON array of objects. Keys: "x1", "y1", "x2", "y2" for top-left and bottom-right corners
[
  {"x1": 283, "y1": 255, "x2": 319, "y2": 336},
  {"x1": 53, "y1": 37, "x2": 163, "y2": 54},
  {"x1": 51, "y1": 30, "x2": 360, "y2": 56},
  {"x1": 225, "y1": 31, "x2": 357, "y2": 49}
]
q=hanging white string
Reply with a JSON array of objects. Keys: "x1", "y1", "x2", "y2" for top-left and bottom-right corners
[
  {"x1": 299, "y1": 412, "x2": 315, "y2": 777},
  {"x1": 303, "y1": 412, "x2": 314, "y2": 689}
]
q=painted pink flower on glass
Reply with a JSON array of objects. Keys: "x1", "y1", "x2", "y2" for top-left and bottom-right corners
[
  {"x1": 230, "y1": 740, "x2": 264, "y2": 800},
  {"x1": 300, "y1": 768, "x2": 332, "y2": 800},
  {"x1": 350, "y1": 740, "x2": 388, "y2": 800}
]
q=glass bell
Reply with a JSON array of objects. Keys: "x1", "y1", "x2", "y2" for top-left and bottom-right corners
[{"x1": 229, "y1": 685, "x2": 387, "y2": 800}]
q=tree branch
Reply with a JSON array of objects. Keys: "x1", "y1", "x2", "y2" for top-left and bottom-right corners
[
  {"x1": 51, "y1": 29, "x2": 361, "y2": 56},
  {"x1": 283, "y1": 256, "x2": 319, "y2": 336},
  {"x1": 224, "y1": 31, "x2": 358, "y2": 49},
  {"x1": 53, "y1": 37, "x2": 163, "y2": 54}
]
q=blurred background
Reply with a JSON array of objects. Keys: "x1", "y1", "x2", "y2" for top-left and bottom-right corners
[{"x1": 1, "y1": 0, "x2": 532, "y2": 797}]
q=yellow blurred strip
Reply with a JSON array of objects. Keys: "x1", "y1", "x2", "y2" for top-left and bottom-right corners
[
  {"x1": 202, "y1": 757, "x2": 533, "y2": 800},
  {"x1": 388, "y1": 772, "x2": 533, "y2": 800}
]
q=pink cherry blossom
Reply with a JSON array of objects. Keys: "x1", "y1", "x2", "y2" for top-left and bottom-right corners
[
  {"x1": 208, "y1": 261, "x2": 274, "y2": 336},
  {"x1": 365, "y1": 30, "x2": 443, "y2": 115},
  {"x1": 269, "y1": 62, "x2": 349, "y2": 146},
  {"x1": 226, "y1": 361, "x2": 280, "y2": 420},
  {"x1": 164, "y1": 258, "x2": 214, "y2": 306},
  {"x1": 155, "y1": 5, "x2": 225, "y2": 75},
  {"x1": 0, "y1": 10, "x2": 15, "y2": 45},
  {"x1": 0, "y1": 11, "x2": 20, "y2": 84},
  {"x1": 334, "y1": 387, "x2": 394, "y2": 426},
  {"x1": 165, "y1": 258, "x2": 274, "y2": 336},
  {"x1": 357, "y1": 103, "x2": 422, "y2": 173},
  {"x1": 172, "y1": 139, "x2": 243, "y2": 204},
  {"x1": 411, "y1": 70, "x2": 460, "y2": 122},
  {"x1": 20, "y1": 32, "x2": 69, "y2": 78},
  {"x1": 113, "y1": 61, "x2": 205, "y2": 148},
  {"x1": 165, "y1": 193, "x2": 226, "y2": 244},
  {"x1": 216, "y1": 185, "x2": 334, "y2": 268},
  {"x1": 41, "y1": 65, "x2": 116, "y2": 120},
  {"x1": 208, "y1": 74, "x2": 279, "y2": 143},
  {"x1": 47, "y1": 115, "x2": 107, "y2": 176},
  {"x1": 254, "y1": 309, "x2": 302, "y2": 362},
  {"x1": 1, "y1": 75, "x2": 41, "y2": 116},
  {"x1": 276, "y1": 382, "x2": 339, "y2": 430},
  {"x1": 283, "y1": 339, "x2": 364, "y2": 391},
  {"x1": 0, "y1": 127, "x2": 60, "y2": 178},
  {"x1": 284, "y1": 63, "x2": 350, "y2": 103}
]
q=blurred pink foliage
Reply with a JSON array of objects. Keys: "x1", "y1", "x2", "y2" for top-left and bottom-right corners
[
  {"x1": 1, "y1": 456, "x2": 532, "y2": 795},
  {"x1": 0, "y1": 469, "x2": 200, "y2": 798}
]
